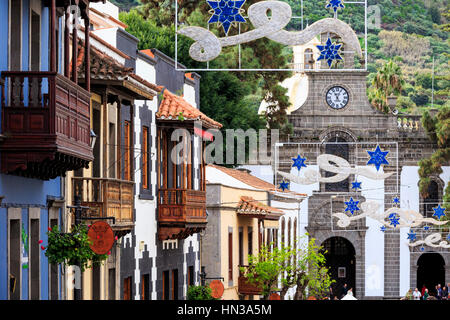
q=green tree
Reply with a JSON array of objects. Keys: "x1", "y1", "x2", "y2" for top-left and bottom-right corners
[
  {"x1": 242, "y1": 236, "x2": 334, "y2": 300},
  {"x1": 186, "y1": 285, "x2": 217, "y2": 300},
  {"x1": 370, "y1": 60, "x2": 405, "y2": 113},
  {"x1": 419, "y1": 106, "x2": 450, "y2": 219}
]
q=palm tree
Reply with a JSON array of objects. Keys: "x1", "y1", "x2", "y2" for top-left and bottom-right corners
[{"x1": 371, "y1": 60, "x2": 405, "y2": 113}]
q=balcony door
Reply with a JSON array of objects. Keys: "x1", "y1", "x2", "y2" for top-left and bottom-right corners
[{"x1": 29, "y1": 4, "x2": 41, "y2": 71}]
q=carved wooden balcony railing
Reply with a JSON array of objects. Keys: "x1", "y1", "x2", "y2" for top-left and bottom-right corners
[
  {"x1": 72, "y1": 177, "x2": 135, "y2": 234},
  {"x1": 157, "y1": 188, "x2": 207, "y2": 240},
  {"x1": 0, "y1": 71, "x2": 93, "y2": 180},
  {"x1": 238, "y1": 266, "x2": 263, "y2": 295}
]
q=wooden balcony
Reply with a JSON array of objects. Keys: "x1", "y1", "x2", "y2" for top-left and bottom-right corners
[
  {"x1": 72, "y1": 177, "x2": 135, "y2": 235},
  {"x1": 238, "y1": 266, "x2": 263, "y2": 295},
  {"x1": 157, "y1": 188, "x2": 207, "y2": 240},
  {"x1": 0, "y1": 71, "x2": 93, "y2": 180}
]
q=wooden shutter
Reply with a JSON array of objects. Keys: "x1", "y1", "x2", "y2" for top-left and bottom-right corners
[
  {"x1": 124, "y1": 121, "x2": 131, "y2": 181},
  {"x1": 228, "y1": 230, "x2": 233, "y2": 281},
  {"x1": 142, "y1": 126, "x2": 149, "y2": 189}
]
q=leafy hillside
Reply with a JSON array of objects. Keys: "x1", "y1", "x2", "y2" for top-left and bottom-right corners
[{"x1": 113, "y1": 0, "x2": 449, "y2": 113}]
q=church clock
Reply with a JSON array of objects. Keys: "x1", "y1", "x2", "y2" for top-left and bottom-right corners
[{"x1": 326, "y1": 86, "x2": 349, "y2": 110}]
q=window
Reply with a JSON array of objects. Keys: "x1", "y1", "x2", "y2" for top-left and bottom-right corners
[
  {"x1": 9, "y1": 219, "x2": 21, "y2": 300},
  {"x1": 123, "y1": 277, "x2": 132, "y2": 300},
  {"x1": 162, "y1": 271, "x2": 169, "y2": 300},
  {"x1": 423, "y1": 181, "x2": 440, "y2": 218},
  {"x1": 239, "y1": 227, "x2": 243, "y2": 266},
  {"x1": 30, "y1": 219, "x2": 40, "y2": 300},
  {"x1": 325, "y1": 137, "x2": 349, "y2": 192},
  {"x1": 108, "y1": 268, "x2": 116, "y2": 300},
  {"x1": 141, "y1": 274, "x2": 150, "y2": 300},
  {"x1": 228, "y1": 230, "x2": 233, "y2": 281},
  {"x1": 142, "y1": 126, "x2": 149, "y2": 189},
  {"x1": 247, "y1": 227, "x2": 253, "y2": 258},
  {"x1": 188, "y1": 266, "x2": 194, "y2": 287},
  {"x1": 109, "y1": 123, "x2": 116, "y2": 178},
  {"x1": 172, "y1": 269, "x2": 178, "y2": 300},
  {"x1": 10, "y1": 0, "x2": 21, "y2": 70},
  {"x1": 30, "y1": 10, "x2": 40, "y2": 71},
  {"x1": 124, "y1": 121, "x2": 131, "y2": 181}
]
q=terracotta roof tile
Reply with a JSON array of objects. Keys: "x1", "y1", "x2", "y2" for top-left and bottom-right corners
[
  {"x1": 207, "y1": 164, "x2": 307, "y2": 197},
  {"x1": 156, "y1": 89, "x2": 222, "y2": 129},
  {"x1": 140, "y1": 49, "x2": 155, "y2": 59},
  {"x1": 236, "y1": 196, "x2": 284, "y2": 220}
]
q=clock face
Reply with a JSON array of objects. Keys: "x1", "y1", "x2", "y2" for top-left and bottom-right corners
[{"x1": 326, "y1": 86, "x2": 349, "y2": 110}]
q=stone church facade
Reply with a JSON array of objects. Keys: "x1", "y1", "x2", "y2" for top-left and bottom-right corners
[{"x1": 272, "y1": 51, "x2": 450, "y2": 299}]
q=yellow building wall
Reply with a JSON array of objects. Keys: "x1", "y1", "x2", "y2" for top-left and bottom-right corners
[{"x1": 218, "y1": 186, "x2": 269, "y2": 300}]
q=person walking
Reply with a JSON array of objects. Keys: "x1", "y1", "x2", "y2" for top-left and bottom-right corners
[
  {"x1": 341, "y1": 283, "x2": 348, "y2": 299},
  {"x1": 412, "y1": 288, "x2": 422, "y2": 300},
  {"x1": 423, "y1": 288, "x2": 429, "y2": 300},
  {"x1": 436, "y1": 284, "x2": 442, "y2": 300},
  {"x1": 442, "y1": 286, "x2": 448, "y2": 300},
  {"x1": 421, "y1": 285, "x2": 426, "y2": 297}
]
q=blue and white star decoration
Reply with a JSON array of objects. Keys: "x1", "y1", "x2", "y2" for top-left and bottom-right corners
[
  {"x1": 407, "y1": 230, "x2": 417, "y2": 241},
  {"x1": 388, "y1": 213, "x2": 400, "y2": 227},
  {"x1": 351, "y1": 180, "x2": 362, "y2": 191},
  {"x1": 345, "y1": 197, "x2": 360, "y2": 215},
  {"x1": 432, "y1": 204, "x2": 446, "y2": 220},
  {"x1": 316, "y1": 38, "x2": 343, "y2": 67},
  {"x1": 380, "y1": 225, "x2": 386, "y2": 232},
  {"x1": 326, "y1": 0, "x2": 345, "y2": 13},
  {"x1": 292, "y1": 154, "x2": 308, "y2": 172},
  {"x1": 447, "y1": 234, "x2": 450, "y2": 242},
  {"x1": 367, "y1": 145, "x2": 389, "y2": 171},
  {"x1": 423, "y1": 225, "x2": 430, "y2": 231},
  {"x1": 393, "y1": 197, "x2": 400, "y2": 206},
  {"x1": 207, "y1": 0, "x2": 246, "y2": 36},
  {"x1": 279, "y1": 180, "x2": 289, "y2": 192}
]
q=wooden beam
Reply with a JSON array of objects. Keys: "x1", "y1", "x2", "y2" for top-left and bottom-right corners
[
  {"x1": 83, "y1": 7, "x2": 90, "y2": 91},
  {"x1": 50, "y1": 0, "x2": 57, "y2": 72},
  {"x1": 72, "y1": 1, "x2": 79, "y2": 84},
  {"x1": 64, "y1": 6, "x2": 70, "y2": 77}
]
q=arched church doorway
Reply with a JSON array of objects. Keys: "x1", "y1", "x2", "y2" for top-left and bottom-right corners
[
  {"x1": 417, "y1": 253, "x2": 445, "y2": 296},
  {"x1": 321, "y1": 237, "x2": 356, "y2": 299}
]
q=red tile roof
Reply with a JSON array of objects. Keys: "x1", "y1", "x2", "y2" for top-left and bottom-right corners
[
  {"x1": 237, "y1": 196, "x2": 284, "y2": 220},
  {"x1": 207, "y1": 164, "x2": 307, "y2": 197},
  {"x1": 156, "y1": 89, "x2": 222, "y2": 129}
]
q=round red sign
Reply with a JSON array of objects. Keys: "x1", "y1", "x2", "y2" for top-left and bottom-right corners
[
  {"x1": 87, "y1": 221, "x2": 115, "y2": 255},
  {"x1": 209, "y1": 280, "x2": 224, "y2": 299}
]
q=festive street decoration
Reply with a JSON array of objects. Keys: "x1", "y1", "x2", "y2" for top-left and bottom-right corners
[
  {"x1": 279, "y1": 180, "x2": 289, "y2": 191},
  {"x1": 316, "y1": 38, "x2": 343, "y2": 67},
  {"x1": 278, "y1": 153, "x2": 393, "y2": 185},
  {"x1": 388, "y1": 213, "x2": 400, "y2": 227},
  {"x1": 351, "y1": 180, "x2": 362, "y2": 191},
  {"x1": 366, "y1": 145, "x2": 389, "y2": 171},
  {"x1": 393, "y1": 197, "x2": 400, "y2": 205},
  {"x1": 292, "y1": 154, "x2": 307, "y2": 171},
  {"x1": 407, "y1": 230, "x2": 417, "y2": 241},
  {"x1": 344, "y1": 197, "x2": 360, "y2": 215},
  {"x1": 332, "y1": 200, "x2": 450, "y2": 248},
  {"x1": 432, "y1": 204, "x2": 446, "y2": 220},
  {"x1": 207, "y1": 0, "x2": 247, "y2": 35},
  {"x1": 408, "y1": 233, "x2": 450, "y2": 249},
  {"x1": 332, "y1": 200, "x2": 449, "y2": 229},
  {"x1": 179, "y1": 1, "x2": 362, "y2": 62},
  {"x1": 326, "y1": 0, "x2": 345, "y2": 13}
]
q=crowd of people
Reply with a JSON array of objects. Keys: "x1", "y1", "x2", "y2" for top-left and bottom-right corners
[{"x1": 412, "y1": 283, "x2": 450, "y2": 300}]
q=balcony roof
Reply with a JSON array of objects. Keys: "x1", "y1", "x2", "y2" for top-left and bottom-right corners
[
  {"x1": 237, "y1": 196, "x2": 284, "y2": 220},
  {"x1": 156, "y1": 89, "x2": 223, "y2": 129},
  {"x1": 73, "y1": 38, "x2": 162, "y2": 99}
]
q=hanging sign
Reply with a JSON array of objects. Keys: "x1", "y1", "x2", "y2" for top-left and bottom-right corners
[
  {"x1": 88, "y1": 221, "x2": 115, "y2": 255},
  {"x1": 209, "y1": 280, "x2": 225, "y2": 299},
  {"x1": 269, "y1": 293, "x2": 281, "y2": 300}
]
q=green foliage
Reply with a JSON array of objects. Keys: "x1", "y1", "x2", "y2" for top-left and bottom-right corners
[
  {"x1": 186, "y1": 285, "x2": 217, "y2": 300},
  {"x1": 242, "y1": 235, "x2": 334, "y2": 300},
  {"x1": 44, "y1": 224, "x2": 108, "y2": 272},
  {"x1": 419, "y1": 106, "x2": 450, "y2": 204}
]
